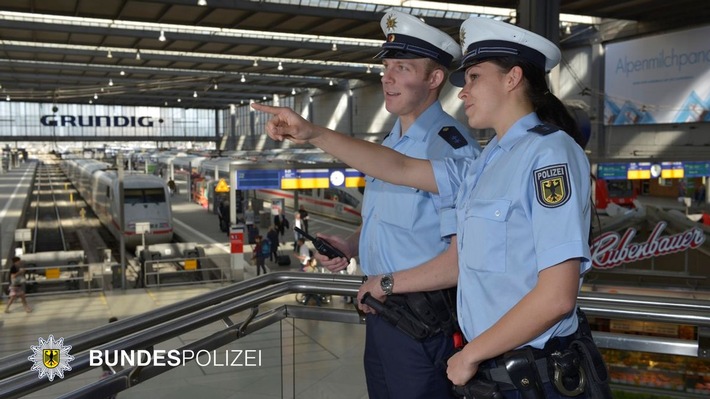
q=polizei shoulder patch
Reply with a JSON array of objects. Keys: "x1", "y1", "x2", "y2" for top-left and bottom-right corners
[
  {"x1": 533, "y1": 164, "x2": 571, "y2": 208},
  {"x1": 438, "y1": 126, "x2": 467, "y2": 149},
  {"x1": 527, "y1": 123, "x2": 559, "y2": 135}
]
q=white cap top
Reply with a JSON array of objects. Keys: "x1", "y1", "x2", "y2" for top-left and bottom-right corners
[
  {"x1": 374, "y1": 10, "x2": 461, "y2": 68},
  {"x1": 450, "y1": 17, "x2": 561, "y2": 86}
]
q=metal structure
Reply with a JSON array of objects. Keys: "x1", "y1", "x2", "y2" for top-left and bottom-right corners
[{"x1": 0, "y1": 0, "x2": 706, "y2": 110}]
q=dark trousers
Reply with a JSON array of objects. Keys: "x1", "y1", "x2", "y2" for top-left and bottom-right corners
[
  {"x1": 255, "y1": 257, "x2": 267, "y2": 275},
  {"x1": 364, "y1": 314, "x2": 456, "y2": 399}
]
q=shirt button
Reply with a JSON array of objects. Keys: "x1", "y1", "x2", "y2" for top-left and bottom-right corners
[{"x1": 494, "y1": 210, "x2": 501, "y2": 217}]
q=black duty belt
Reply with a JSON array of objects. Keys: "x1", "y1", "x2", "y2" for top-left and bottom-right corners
[{"x1": 361, "y1": 288, "x2": 458, "y2": 341}]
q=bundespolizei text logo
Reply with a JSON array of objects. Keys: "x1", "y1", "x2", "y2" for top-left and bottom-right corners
[{"x1": 28, "y1": 335, "x2": 75, "y2": 381}]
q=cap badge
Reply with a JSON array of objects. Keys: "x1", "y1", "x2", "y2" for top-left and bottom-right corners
[
  {"x1": 385, "y1": 14, "x2": 397, "y2": 31},
  {"x1": 460, "y1": 28, "x2": 467, "y2": 52}
]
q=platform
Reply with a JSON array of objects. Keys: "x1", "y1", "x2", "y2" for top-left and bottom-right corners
[{"x1": 0, "y1": 160, "x2": 36, "y2": 267}]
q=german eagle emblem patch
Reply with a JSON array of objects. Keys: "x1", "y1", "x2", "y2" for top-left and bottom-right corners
[{"x1": 534, "y1": 164, "x2": 571, "y2": 208}]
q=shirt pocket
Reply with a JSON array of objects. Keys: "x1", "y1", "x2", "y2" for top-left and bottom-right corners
[
  {"x1": 460, "y1": 199, "x2": 510, "y2": 273},
  {"x1": 378, "y1": 185, "x2": 421, "y2": 230}
]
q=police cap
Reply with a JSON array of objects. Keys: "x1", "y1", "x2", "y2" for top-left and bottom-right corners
[
  {"x1": 374, "y1": 10, "x2": 461, "y2": 68},
  {"x1": 450, "y1": 17, "x2": 561, "y2": 87}
]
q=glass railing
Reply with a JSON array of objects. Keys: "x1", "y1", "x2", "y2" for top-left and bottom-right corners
[{"x1": 0, "y1": 272, "x2": 708, "y2": 398}]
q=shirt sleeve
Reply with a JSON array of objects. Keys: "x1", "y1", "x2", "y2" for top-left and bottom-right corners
[
  {"x1": 528, "y1": 136, "x2": 592, "y2": 273},
  {"x1": 431, "y1": 157, "x2": 472, "y2": 237}
]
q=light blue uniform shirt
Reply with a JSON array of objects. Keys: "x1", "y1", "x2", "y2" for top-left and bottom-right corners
[
  {"x1": 432, "y1": 112, "x2": 591, "y2": 349},
  {"x1": 360, "y1": 100, "x2": 481, "y2": 276}
]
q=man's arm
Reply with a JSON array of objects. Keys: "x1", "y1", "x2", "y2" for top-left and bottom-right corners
[
  {"x1": 356, "y1": 236, "x2": 459, "y2": 312},
  {"x1": 251, "y1": 103, "x2": 438, "y2": 193}
]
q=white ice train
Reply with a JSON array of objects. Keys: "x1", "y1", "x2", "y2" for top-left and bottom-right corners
[
  {"x1": 190, "y1": 155, "x2": 364, "y2": 225},
  {"x1": 61, "y1": 158, "x2": 174, "y2": 248}
]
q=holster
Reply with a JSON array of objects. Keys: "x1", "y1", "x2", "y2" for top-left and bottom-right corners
[
  {"x1": 571, "y1": 309, "x2": 613, "y2": 399},
  {"x1": 361, "y1": 288, "x2": 458, "y2": 341},
  {"x1": 453, "y1": 379, "x2": 504, "y2": 399},
  {"x1": 503, "y1": 349, "x2": 544, "y2": 399}
]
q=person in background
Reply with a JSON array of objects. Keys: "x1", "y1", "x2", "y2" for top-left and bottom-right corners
[
  {"x1": 297, "y1": 205, "x2": 310, "y2": 233},
  {"x1": 252, "y1": 235, "x2": 268, "y2": 276},
  {"x1": 266, "y1": 225, "x2": 280, "y2": 262},
  {"x1": 252, "y1": 15, "x2": 611, "y2": 399},
  {"x1": 5, "y1": 256, "x2": 32, "y2": 313},
  {"x1": 293, "y1": 212, "x2": 303, "y2": 251},
  {"x1": 257, "y1": 10, "x2": 480, "y2": 399}
]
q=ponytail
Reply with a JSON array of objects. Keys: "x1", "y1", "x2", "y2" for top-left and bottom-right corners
[{"x1": 491, "y1": 57, "x2": 586, "y2": 148}]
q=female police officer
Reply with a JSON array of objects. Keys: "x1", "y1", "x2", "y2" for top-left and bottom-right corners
[{"x1": 252, "y1": 16, "x2": 609, "y2": 398}]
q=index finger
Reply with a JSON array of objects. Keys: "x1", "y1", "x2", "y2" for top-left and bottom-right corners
[{"x1": 251, "y1": 103, "x2": 278, "y2": 115}]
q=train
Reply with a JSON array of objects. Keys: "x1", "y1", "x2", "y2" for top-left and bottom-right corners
[
  {"x1": 61, "y1": 158, "x2": 174, "y2": 248},
  {"x1": 151, "y1": 152, "x2": 364, "y2": 225}
]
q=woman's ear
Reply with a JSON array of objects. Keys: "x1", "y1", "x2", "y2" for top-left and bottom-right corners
[{"x1": 506, "y1": 66, "x2": 524, "y2": 91}]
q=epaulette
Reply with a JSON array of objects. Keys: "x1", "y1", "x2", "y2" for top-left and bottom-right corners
[
  {"x1": 438, "y1": 126, "x2": 467, "y2": 149},
  {"x1": 527, "y1": 123, "x2": 560, "y2": 135}
]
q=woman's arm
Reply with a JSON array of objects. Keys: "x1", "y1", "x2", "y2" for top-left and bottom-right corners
[
  {"x1": 446, "y1": 259, "x2": 581, "y2": 385},
  {"x1": 251, "y1": 103, "x2": 438, "y2": 193}
]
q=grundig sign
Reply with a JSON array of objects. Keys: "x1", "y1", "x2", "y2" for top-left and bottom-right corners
[
  {"x1": 591, "y1": 221, "x2": 706, "y2": 269},
  {"x1": 40, "y1": 115, "x2": 155, "y2": 127}
]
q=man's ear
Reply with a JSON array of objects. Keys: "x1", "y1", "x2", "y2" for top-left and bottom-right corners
[{"x1": 429, "y1": 68, "x2": 445, "y2": 89}]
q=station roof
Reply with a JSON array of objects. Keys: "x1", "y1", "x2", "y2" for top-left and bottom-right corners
[{"x1": 0, "y1": 0, "x2": 706, "y2": 110}]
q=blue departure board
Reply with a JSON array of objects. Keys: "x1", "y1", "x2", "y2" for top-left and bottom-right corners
[
  {"x1": 684, "y1": 161, "x2": 710, "y2": 178},
  {"x1": 235, "y1": 169, "x2": 281, "y2": 189},
  {"x1": 597, "y1": 163, "x2": 628, "y2": 180}
]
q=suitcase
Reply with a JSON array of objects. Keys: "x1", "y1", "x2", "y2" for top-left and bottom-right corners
[{"x1": 276, "y1": 252, "x2": 291, "y2": 266}]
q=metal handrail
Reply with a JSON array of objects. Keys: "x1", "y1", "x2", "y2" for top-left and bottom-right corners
[{"x1": 0, "y1": 272, "x2": 708, "y2": 399}]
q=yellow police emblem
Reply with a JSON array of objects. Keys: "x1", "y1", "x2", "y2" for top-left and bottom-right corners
[
  {"x1": 386, "y1": 15, "x2": 397, "y2": 31},
  {"x1": 43, "y1": 349, "x2": 60, "y2": 369},
  {"x1": 534, "y1": 164, "x2": 571, "y2": 208}
]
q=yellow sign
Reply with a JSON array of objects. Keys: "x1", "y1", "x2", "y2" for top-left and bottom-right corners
[
  {"x1": 214, "y1": 178, "x2": 230, "y2": 193},
  {"x1": 46, "y1": 268, "x2": 60, "y2": 279},
  {"x1": 185, "y1": 259, "x2": 198, "y2": 270}
]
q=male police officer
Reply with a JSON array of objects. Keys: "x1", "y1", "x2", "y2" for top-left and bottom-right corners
[{"x1": 316, "y1": 10, "x2": 480, "y2": 399}]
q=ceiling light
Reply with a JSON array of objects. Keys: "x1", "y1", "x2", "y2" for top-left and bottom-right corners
[
  {"x1": 277, "y1": 62, "x2": 283, "y2": 71},
  {"x1": 291, "y1": 88, "x2": 296, "y2": 95},
  {"x1": 177, "y1": 98, "x2": 181, "y2": 102},
  {"x1": 253, "y1": 59, "x2": 259, "y2": 67},
  {"x1": 94, "y1": 93, "x2": 98, "y2": 99},
  {"x1": 329, "y1": 79, "x2": 334, "y2": 86},
  {"x1": 100, "y1": 87, "x2": 104, "y2": 92},
  {"x1": 5, "y1": 95, "x2": 9, "y2": 101},
  {"x1": 107, "y1": 50, "x2": 112, "y2": 58},
  {"x1": 159, "y1": 30, "x2": 166, "y2": 42},
  {"x1": 164, "y1": 101, "x2": 168, "y2": 106},
  {"x1": 262, "y1": 96, "x2": 267, "y2": 101},
  {"x1": 240, "y1": 74, "x2": 246, "y2": 83},
  {"x1": 120, "y1": 70, "x2": 125, "y2": 76},
  {"x1": 108, "y1": 78, "x2": 113, "y2": 86},
  {"x1": 193, "y1": 91, "x2": 198, "y2": 97},
  {"x1": 332, "y1": 43, "x2": 337, "y2": 51},
  {"x1": 214, "y1": 82, "x2": 218, "y2": 90},
  {"x1": 89, "y1": 100, "x2": 93, "y2": 104},
  {"x1": 366, "y1": 66, "x2": 371, "y2": 73},
  {"x1": 197, "y1": 0, "x2": 207, "y2": 6},
  {"x1": 136, "y1": 50, "x2": 141, "y2": 60},
  {"x1": 380, "y1": 70, "x2": 385, "y2": 77}
]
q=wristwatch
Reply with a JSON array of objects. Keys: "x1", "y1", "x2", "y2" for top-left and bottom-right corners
[{"x1": 380, "y1": 273, "x2": 394, "y2": 296}]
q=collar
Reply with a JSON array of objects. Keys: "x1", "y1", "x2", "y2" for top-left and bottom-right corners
[
  {"x1": 495, "y1": 112, "x2": 543, "y2": 152},
  {"x1": 388, "y1": 100, "x2": 444, "y2": 143}
]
